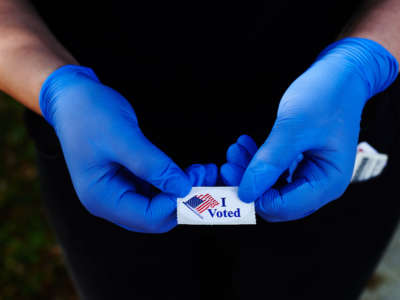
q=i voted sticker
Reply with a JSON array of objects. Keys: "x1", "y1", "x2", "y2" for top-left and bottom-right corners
[{"x1": 177, "y1": 187, "x2": 256, "y2": 225}]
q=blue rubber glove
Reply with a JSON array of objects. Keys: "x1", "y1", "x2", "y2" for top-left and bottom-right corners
[
  {"x1": 40, "y1": 65, "x2": 217, "y2": 233},
  {"x1": 221, "y1": 38, "x2": 398, "y2": 222}
]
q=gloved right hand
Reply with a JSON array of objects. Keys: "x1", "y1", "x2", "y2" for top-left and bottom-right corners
[{"x1": 39, "y1": 64, "x2": 209, "y2": 233}]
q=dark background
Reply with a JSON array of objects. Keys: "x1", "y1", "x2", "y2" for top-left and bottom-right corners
[{"x1": 0, "y1": 92, "x2": 77, "y2": 299}]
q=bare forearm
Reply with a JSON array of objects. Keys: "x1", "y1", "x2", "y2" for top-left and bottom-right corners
[
  {"x1": 0, "y1": 0, "x2": 77, "y2": 115},
  {"x1": 341, "y1": 0, "x2": 400, "y2": 65}
]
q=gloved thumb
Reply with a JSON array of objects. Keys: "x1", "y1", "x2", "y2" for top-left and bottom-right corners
[
  {"x1": 112, "y1": 127, "x2": 191, "y2": 198},
  {"x1": 238, "y1": 126, "x2": 301, "y2": 203}
]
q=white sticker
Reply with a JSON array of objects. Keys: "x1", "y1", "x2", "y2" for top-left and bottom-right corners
[
  {"x1": 351, "y1": 142, "x2": 388, "y2": 183},
  {"x1": 177, "y1": 187, "x2": 256, "y2": 225}
]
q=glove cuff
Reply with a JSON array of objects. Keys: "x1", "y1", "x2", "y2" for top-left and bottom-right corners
[
  {"x1": 315, "y1": 37, "x2": 399, "y2": 100},
  {"x1": 39, "y1": 64, "x2": 100, "y2": 126}
]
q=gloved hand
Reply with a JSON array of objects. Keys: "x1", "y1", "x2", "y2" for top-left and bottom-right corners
[
  {"x1": 221, "y1": 38, "x2": 398, "y2": 222},
  {"x1": 40, "y1": 65, "x2": 218, "y2": 233}
]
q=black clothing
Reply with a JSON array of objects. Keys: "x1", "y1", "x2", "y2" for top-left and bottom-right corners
[
  {"x1": 31, "y1": 1, "x2": 362, "y2": 88},
  {"x1": 29, "y1": 0, "x2": 364, "y2": 161},
  {"x1": 24, "y1": 1, "x2": 400, "y2": 299}
]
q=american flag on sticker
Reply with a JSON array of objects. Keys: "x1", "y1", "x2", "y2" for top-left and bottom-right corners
[{"x1": 183, "y1": 194, "x2": 219, "y2": 219}]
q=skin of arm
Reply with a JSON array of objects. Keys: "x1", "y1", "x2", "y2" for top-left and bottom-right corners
[
  {"x1": 341, "y1": 0, "x2": 400, "y2": 66},
  {"x1": 0, "y1": 0, "x2": 77, "y2": 115}
]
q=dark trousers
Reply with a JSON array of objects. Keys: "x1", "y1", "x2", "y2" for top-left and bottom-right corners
[{"x1": 24, "y1": 79, "x2": 400, "y2": 300}]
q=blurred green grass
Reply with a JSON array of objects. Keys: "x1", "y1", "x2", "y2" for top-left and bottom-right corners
[{"x1": 0, "y1": 93, "x2": 77, "y2": 299}]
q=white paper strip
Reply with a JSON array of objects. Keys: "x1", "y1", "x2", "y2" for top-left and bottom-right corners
[{"x1": 351, "y1": 141, "x2": 388, "y2": 183}]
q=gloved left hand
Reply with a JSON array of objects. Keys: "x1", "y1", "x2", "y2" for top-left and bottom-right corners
[{"x1": 221, "y1": 38, "x2": 398, "y2": 222}]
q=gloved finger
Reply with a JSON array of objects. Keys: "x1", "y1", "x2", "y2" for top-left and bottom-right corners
[
  {"x1": 255, "y1": 179, "x2": 323, "y2": 222},
  {"x1": 220, "y1": 163, "x2": 245, "y2": 186},
  {"x1": 114, "y1": 163, "x2": 219, "y2": 232},
  {"x1": 112, "y1": 193, "x2": 178, "y2": 233},
  {"x1": 239, "y1": 126, "x2": 302, "y2": 203},
  {"x1": 255, "y1": 153, "x2": 347, "y2": 222},
  {"x1": 82, "y1": 165, "x2": 177, "y2": 233},
  {"x1": 226, "y1": 135, "x2": 257, "y2": 168},
  {"x1": 112, "y1": 128, "x2": 191, "y2": 197},
  {"x1": 287, "y1": 153, "x2": 304, "y2": 183},
  {"x1": 203, "y1": 163, "x2": 218, "y2": 186},
  {"x1": 236, "y1": 134, "x2": 258, "y2": 156},
  {"x1": 227, "y1": 143, "x2": 253, "y2": 168},
  {"x1": 185, "y1": 164, "x2": 206, "y2": 186},
  {"x1": 185, "y1": 163, "x2": 218, "y2": 186}
]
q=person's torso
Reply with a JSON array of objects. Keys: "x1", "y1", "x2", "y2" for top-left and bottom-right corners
[
  {"x1": 31, "y1": 1, "x2": 362, "y2": 104},
  {"x1": 29, "y1": 1, "x2": 364, "y2": 162}
]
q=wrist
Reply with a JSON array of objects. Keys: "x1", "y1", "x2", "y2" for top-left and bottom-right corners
[
  {"x1": 315, "y1": 37, "x2": 399, "y2": 101},
  {"x1": 39, "y1": 64, "x2": 99, "y2": 126}
]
